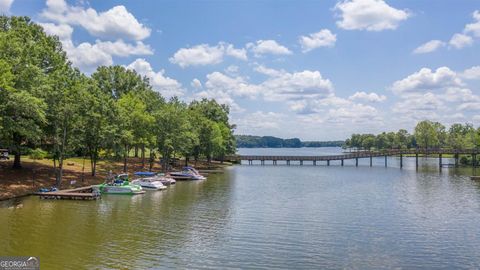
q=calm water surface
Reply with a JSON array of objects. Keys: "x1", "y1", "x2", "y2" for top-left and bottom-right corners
[{"x1": 1, "y1": 147, "x2": 480, "y2": 269}]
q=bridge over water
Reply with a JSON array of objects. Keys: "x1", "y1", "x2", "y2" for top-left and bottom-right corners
[{"x1": 226, "y1": 149, "x2": 480, "y2": 168}]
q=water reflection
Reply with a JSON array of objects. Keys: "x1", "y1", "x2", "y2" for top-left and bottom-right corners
[{"x1": 1, "y1": 154, "x2": 480, "y2": 269}]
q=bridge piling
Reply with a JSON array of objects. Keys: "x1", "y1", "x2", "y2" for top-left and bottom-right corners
[
  {"x1": 416, "y1": 154, "x2": 419, "y2": 169},
  {"x1": 473, "y1": 154, "x2": 477, "y2": 167},
  {"x1": 341, "y1": 159, "x2": 344, "y2": 166},
  {"x1": 439, "y1": 154, "x2": 442, "y2": 167},
  {"x1": 355, "y1": 158, "x2": 358, "y2": 167},
  {"x1": 300, "y1": 160, "x2": 303, "y2": 166},
  {"x1": 369, "y1": 156, "x2": 372, "y2": 167},
  {"x1": 400, "y1": 154, "x2": 403, "y2": 168},
  {"x1": 385, "y1": 156, "x2": 387, "y2": 167},
  {"x1": 327, "y1": 160, "x2": 330, "y2": 166},
  {"x1": 313, "y1": 160, "x2": 316, "y2": 166}
]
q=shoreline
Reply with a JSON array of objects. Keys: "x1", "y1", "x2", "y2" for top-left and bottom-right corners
[{"x1": 0, "y1": 157, "x2": 231, "y2": 201}]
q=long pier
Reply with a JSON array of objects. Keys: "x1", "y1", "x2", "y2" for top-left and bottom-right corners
[{"x1": 226, "y1": 149, "x2": 480, "y2": 168}]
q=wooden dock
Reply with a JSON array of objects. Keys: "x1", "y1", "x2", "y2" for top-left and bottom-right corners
[
  {"x1": 225, "y1": 148, "x2": 480, "y2": 169},
  {"x1": 34, "y1": 186, "x2": 100, "y2": 200}
]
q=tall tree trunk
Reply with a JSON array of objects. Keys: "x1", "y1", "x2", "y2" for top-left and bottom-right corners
[
  {"x1": 134, "y1": 145, "x2": 139, "y2": 158},
  {"x1": 185, "y1": 156, "x2": 188, "y2": 166},
  {"x1": 13, "y1": 152, "x2": 21, "y2": 169},
  {"x1": 12, "y1": 134, "x2": 22, "y2": 169},
  {"x1": 56, "y1": 123, "x2": 68, "y2": 188},
  {"x1": 141, "y1": 145, "x2": 145, "y2": 168},
  {"x1": 123, "y1": 144, "x2": 128, "y2": 173},
  {"x1": 149, "y1": 147, "x2": 154, "y2": 172}
]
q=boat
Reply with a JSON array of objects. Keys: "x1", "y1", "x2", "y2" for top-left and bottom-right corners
[
  {"x1": 169, "y1": 166, "x2": 206, "y2": 180},
  {"x1": 132, "y1": 172, "x2": 167, "y2": 190},
  {"x1": 93, "y1": 174, "x2": 145, "y2": 195},
  {"x1": 134, "y1": 172, "x2": 176, "y2": 186},
  {"x1": 471, "y1": 176, "x2": 480, "y2": 180}
]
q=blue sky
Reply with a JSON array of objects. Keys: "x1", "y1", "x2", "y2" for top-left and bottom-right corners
[{"x1": 2, "y1": 0, "x2": 480, "y2": 140}]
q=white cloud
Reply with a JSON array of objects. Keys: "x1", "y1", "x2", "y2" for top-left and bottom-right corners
[
  {"x1": 464, "y1": 10, "x2": 480, "y2": 37},
  {"x1": 205, "y1": 71, "x2": 261, "y2": 98},
  {"x1": 41, "y1": 0, "x2": 151, "y2": 41},
  {"x1": 170, "y1": 42, "x2": 246, "y2": 68},
  {"x1": 261, "y1": 70, "x2": 334, "y2": 101},
  {"x1": 461, "y1": 66, "x2": 480, "y2": 80},
  {"x1": 413, "y1": 40, "x2": 445, "y2": 54},
  {"x1": 225, "y1": 65, "x2": 240, "y2": 75},
  {"x1": 440, "y1": 88, "x2": 480, "y2": 103},
  {"x1": 392, "y1": 92, "x2": 444, "y2": 120},
  {"x1": 40, "y1": 22, "x2": 153, "y2": 72},
  {"x1": 254, "y1": 65, "x2": 285, "y2": 77},
  {"x1": 327, "y1": 103, "x2": 380, "y2": 123},
  {"x1": 457, "y1": 102, "x2": 480, "y2": 112},
  {"x1": 191, "y1": 78, "x2": 202, "y2": 89},
  {"x1": 94, "y1": 40, "x2": 153, "y2": 56},
  {"x1": 225, "y1": 44, "x2": 247, "y2": 60},
  {"x1": 195, "y1": 88, "x2": 244, "y2": 113},
  {"x1": 64, "y1": 41, "x2": 113, "y2": 71},
  {"x1": 0, "y1": 0, "x2": 14, "y2": 13},
  {"x1": 299, "y1": 29, "x2": 336, "y2": 52},
  {"x1": 449, "y1": 33, "x2": 473, "y2": 49},
  {"x1": 391, "y1": 67, "x2": 463, "y2": 95},
  {"x1": 246, "y1": 40, "x2": 292, "y2": 57},
  {"x1": 64, "y1": 40, "x2": 152, "y2": 72},
  {"x1": 334, "y1": 0, "x2": 409, "y2": 31},
  {"x1": 349, "y1": 91, "x2": 386, "y2": 102},
  {"x1": 234, "y1": 111, "x2": 284, "y2": 132},
  {"x1": 127, "y1": 58, "x2": 184, "y2": 98},
  {"x1": 39, "y1": 22, "x2": 73, "y2": 40}
]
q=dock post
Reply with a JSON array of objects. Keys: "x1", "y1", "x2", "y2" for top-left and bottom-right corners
[
  {"x1": 355, "y1": 158, "x2": 358, "y2": 167},
  {"x1": 287, "y1": 160, "x2": 290, "y2": 166},
  {"x1": 261, "y1": 160, "x2": 265, "y2": 166},
  {"x1": 300, "y1": 160, "x2": 303, "y2": 166},
  {"x1": 385, "y1": 156, "x2": 387, "y2": 167},
  {"x1": 313, "y1": 160, "x2": 316, "y2": 166},
  {"x1": 327, "y1": 160, "x2": 330, "y2": 166},
  {"x1": 473, "y1": 154, "x2": 477, "y2": 167},
  {"x1": 273, "y1": 160, "x2": 277, "y2": 166},
  {"x1": 341, "y1": 159, "x2": 344, "y2": 166},
  {"x1": 415, "y1": 153, "x2": 419, "y2": 169},
  {"x1": 439, "y1": 154, "x2": 442, "y2": 168},
  {"x1": 400, "y1": 154, "x2": 403, "y2": 168},
  {"x1": 455, "y1": 154, "x2": 459, "y2": 167},
  {"x1": 369, "y1": 156, "x2": 372, "y2": 167}
]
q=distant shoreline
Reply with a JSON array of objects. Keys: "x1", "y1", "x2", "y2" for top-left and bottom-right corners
[{"x1": 235, "y1": 135, "x2": 344, "y2": 148}]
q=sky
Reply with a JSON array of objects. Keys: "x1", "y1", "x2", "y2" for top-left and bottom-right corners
[{"x1": 1, "y1": 0, "x2": 480, "y2": 140}]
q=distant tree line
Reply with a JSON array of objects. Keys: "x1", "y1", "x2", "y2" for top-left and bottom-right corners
[
  {"x1": 0, "y1": 16, "x2": 236, "y2": 186},
  {"x1": 235, "y1": 135, "x2": 344, "y2": 148},
  {"x1": 344, "y1": 120, "x2": 480, "y2": 151}
]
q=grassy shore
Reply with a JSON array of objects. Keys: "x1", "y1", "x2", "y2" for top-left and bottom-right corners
[{"x1": 0, "y1": 156, "x2": 230, "y2": 201}]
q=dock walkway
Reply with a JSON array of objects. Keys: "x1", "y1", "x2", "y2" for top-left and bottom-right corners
[
  {"x1": 226, "y1": 149, "x2": 480, "y2": 168},
  {"x1": 33, "y1": 186, "x2": 100, "y2": 200}
]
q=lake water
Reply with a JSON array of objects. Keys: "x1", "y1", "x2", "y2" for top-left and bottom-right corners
[{"x1": 1, "y1": 147, "x2": 480, "y2": 269}]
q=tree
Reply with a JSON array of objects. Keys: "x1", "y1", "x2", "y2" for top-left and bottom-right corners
[
  {"x1": 79, "y1": 79, "x2": 117, "y2": 176},
  {"x1": 396, "y1": 129, "x2": 410, "y2": 149},
  {"x1": 43, "y1": 69, "x2": 86, "y2": 186},
  {"x1": 414, "y1": 120, "x2": 438, "y2": 149},
  {"x1": 0, "y1": 16, "x2": 67, "y2": 169},
  {"x1": 92, "y1": 65, "x2": 148, "y2": 99}
]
